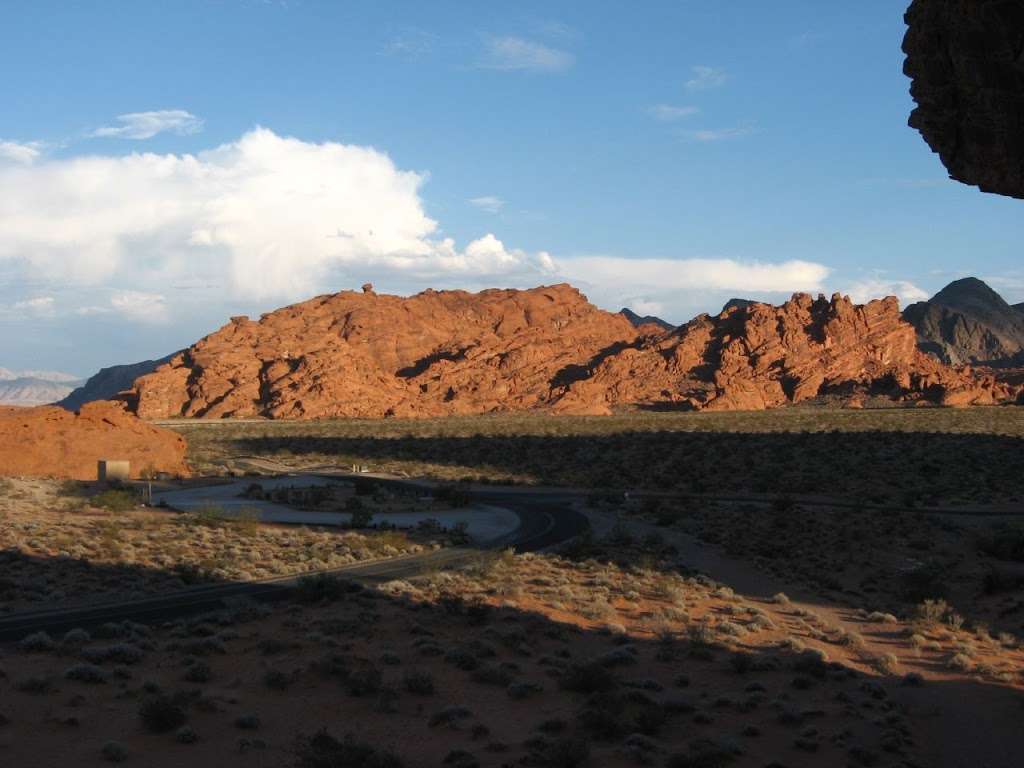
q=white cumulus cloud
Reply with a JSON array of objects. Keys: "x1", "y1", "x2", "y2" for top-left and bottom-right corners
[
  {"x1": 479, "y1": 36, "x2": 574, "y2": 72},
  {"x1": 845, "y1": 279, "x2": 929, "y2": 306},
  {"x1": 0, "y1": 127, "x2": 835, "y2": 329},
  {"x1": 110, "y1": 290, "x2": 169, "y2": 323},
  {"x1": 0, "y1": 128, "x2": 555, "y2": 305},
  {"x1": 91, "y1": 110, "x2": 204, "y2": 140},
  {"x1": 0, "y1": 140, "x2": 43, "y2": 165}
]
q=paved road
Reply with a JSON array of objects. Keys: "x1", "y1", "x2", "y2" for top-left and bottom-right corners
[
  {"x1": 0, "y1": 479, "x2": 589, "y2": 641},
  {"x1": 151, "y1": 475, "x2": 522, "y2": 544}
]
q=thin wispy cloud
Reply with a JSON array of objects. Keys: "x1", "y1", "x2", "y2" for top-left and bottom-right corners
[
  {"x1": 90, "y1": 110, "x2": 204, "y2": 140},
  {"x1": 0, "y1": 140, "x2": 44, "y2": 165},
  {"x1": 381, "y1": 28, "x2": 438, "y2": 59},
  {"x1": 689, "y1": 125, "x2": 754, "y2": 142},
  {"x1": 468, "y1": 196, "x2": 505, "y2": 214},
  {"x1": 479, "y1": 36, "x2": 574, "y2": 72},
  {"x1": 685, "y1": 65, "x2": 728, "y2": 91},
  {"x1": 649, "y1": 104, "x2": 700, "y2": 122}
]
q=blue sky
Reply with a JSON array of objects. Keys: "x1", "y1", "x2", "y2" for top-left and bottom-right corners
[{"x1": 2, "y1": 0, "x2": 1022, "y2": 375}]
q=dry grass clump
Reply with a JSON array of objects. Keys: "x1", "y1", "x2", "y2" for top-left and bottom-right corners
[{"x1": 0, "y1": 478, "x2": 448, "y2": 613}]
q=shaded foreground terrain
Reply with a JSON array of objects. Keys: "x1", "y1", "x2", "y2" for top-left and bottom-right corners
[
  {"x1": 3, "y1": 533, "x2": 1023, "y2": 767},
  {"x1": 2, "y1": 408, "x2": 1023, "y2": 767},
  {"x1": 180, "y1": 407, "x2": 1024, "y2": 504}
]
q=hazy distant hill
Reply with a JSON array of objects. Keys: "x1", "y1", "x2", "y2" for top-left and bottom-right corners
[
  {"x1": 619, "y1": 308, "x2": 674, "y2": 332},
  {"x1": 0, "y1": 368, "x2": 80, "y2": 383},
  {"x1": 903, "y1": 277, "x2": 1024, "y2": 365},
  {"x1": 0, "y1": 377, "x2": 78, "y2": 406},
  {"x1": 58, "y1": 352, "x2": 179, "y2": 411}
]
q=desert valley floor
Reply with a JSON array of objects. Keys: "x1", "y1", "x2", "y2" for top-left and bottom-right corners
[{"x1": 1, "y1": 407, "x2": 1023, "y2": 768}]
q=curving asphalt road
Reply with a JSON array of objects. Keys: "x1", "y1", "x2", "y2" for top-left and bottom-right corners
[{"x1": 0, "y1": 479, "x2": 590, "y2": 641}]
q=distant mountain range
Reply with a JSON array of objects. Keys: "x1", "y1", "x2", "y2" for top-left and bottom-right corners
[
  {"x1": 0, "y1": 369, "x2": 83, "y2": 407},
  {"x1": 903, "y1": 277, "x2": 1024, "y2": 366},
  {"x1": 59, "y1": 353, "x2": 177, "y2": 411}
]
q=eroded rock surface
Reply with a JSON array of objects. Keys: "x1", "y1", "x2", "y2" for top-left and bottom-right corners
[
  {"x1": 131, "y1": 285, "x2": 639, "y2": 419},
  {"x1": 128, "y1": 285, "x2": 1015, "y2": 419},
  {"x1": 554, "y1": 293, "x2": 1011, "y2": 414},
  {"x1": 903, "y1": 0, "x2": 1024, "y2": 199},
  {"x1": 0, "y1": 401, "x2": 189, "y2": 480}
]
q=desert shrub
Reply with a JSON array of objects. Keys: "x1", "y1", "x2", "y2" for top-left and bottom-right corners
[
  {"x1": 429, "y1": 705, "x2": 473, "y2": 728},
  {"x1": 901, "y1": 560, "x2": 949, "y2": 602},
  {"x1": 507, "y1": 681, "x2": 544, "y2": 700},
  {"x1": 434, "y1": 485, "x2": 471, "y2": 508},
  {"x1": 183, "y1": 661, "x2": 212, "y2": 683},
  {"x1": 62, "y1": 628, "x2": 92, "y2": 647},
  {"x1": 65, "y1": 663, "x2": 108, "y2": 684},
  {"x1": 873, "y1": 653, "x2": 900, "y2": 674},
  {"x1": 294, "y1": 729, "x2": 403, "y2": 768},
  {"x1": 82, "y1": 643, "x2": 144, "y2": 665},
  {"x1": 915, "y1": 599, "x2": 951, "y2": 626},
  {"x1": 541, "y1": 737, "x2": 590, "y2": 768},
  {"x1": 294, "y1": 574, "x2": 349, "y2": 603},
  {"x1": 977, "y1": 524, "x2": 1024, "y2": 562},
  {"x1": 665, "y1": 738, "x2": 738, "y2": 768},
  {"x1": 346, "y1": 497, "x2": 374, "y2": 528},
  {"x1": 559, "y1": 662, "x2": 615, "y2": 694},
  {"x1": 264, "y1": 668, "x2": 292, "y2": 690},
  {"x1": 353, "y1": 478, "x2": 378, "y2": 496},
  {"x1": 139, "y1": 694, "x2": 187, "y2": 733},
  {"x1": 101, "y1": 741, "x2": 128, "y2": 763},
  {"x1": 92, "y1": 489, "x2": 138, "y2": 512},
  {"x1": 471, "y1": 664, "x2": 514, "y2": 687},
  {"x1": 235, "y1": 714, "x2": 261, "y2": 730},
  {"x1": 14, "y1": 676, "x2": 51, "y2": 693},
  {"x1": 403, "y1": 670, "x2": 435, "y2": 695},
  {"x1": 19, "y1": 631, "x2": 56, "y2": 653}
]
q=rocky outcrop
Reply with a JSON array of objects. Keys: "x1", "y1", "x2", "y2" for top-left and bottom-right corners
[
  {"x1": 721, "y1": 298, "x2": 755, "y2": 314},
  {"x1": 60, "y1": 352, "x2": 178, "y2": 411},
  {"x1": 619, "y1": 308, "x2": 674, "y2": 333},
  {"x1": 903, "y1": 278, "x2": 1024, "y2": 365},
  {"x1": 128, "y1": 285, "x2": 1015, "y2": 419},
  {"x1": 553, "y1": 293, "x2": 1011, "y2": 414},
  {"x1": 0, "y1": 401, "x2": 189, "y2": 480},
  {"x1": 903, "y1": 0, "x2": 1024, "y2": 199},
  {"x1": 130, "y1": 285, "x2": 639, "y2": 419}
]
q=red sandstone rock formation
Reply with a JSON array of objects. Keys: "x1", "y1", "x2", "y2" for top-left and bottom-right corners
[
  {"x1": 130, "y1": 285, "x2": 639, "y2": 419},
  {"x1": 0, "y1": 401, "x2": 190, "y2": 480},
  {"x1": 553, "y1": 293, "x2": 1011, "y2": 414},
  {"x1": 127, "y1": 285, "x2": 1016, "y2": 420}
]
